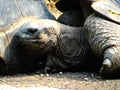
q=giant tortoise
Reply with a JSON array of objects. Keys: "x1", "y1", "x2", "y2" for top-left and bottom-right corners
[
  {"x1": 84, "y1": 0, "x2": 120, "y2": 77},
  {"x1": 0, "y1": 0, "x2": 55, "y2": 73},
  {"x1": 15, "y1": 19, "x2": 100, "y2": 73},
  {"x1": 15, "y1": 0, "x2": 120, "y2": 78}
]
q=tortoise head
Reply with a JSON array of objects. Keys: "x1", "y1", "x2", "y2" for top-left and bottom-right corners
[{"x1": 15, "y1": 20, "x2": 59, "y2": 52}]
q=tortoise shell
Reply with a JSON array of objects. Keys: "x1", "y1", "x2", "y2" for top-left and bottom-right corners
[
  {"x1": 0, "y1": 0, "x2": 55, "y2": 27},
  {"x1": 92, "y1": 0, "x2": 120, "y2": 24}
]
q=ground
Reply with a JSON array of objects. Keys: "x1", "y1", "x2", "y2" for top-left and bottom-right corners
[
  {"x1": 0, "y1": 72, "x2": 120, "y2": 90},
  {"x1": 0, "y1": 0, "x2": 120, "y2": 90},
  {"x1": 45, "y1": 0, "x2": 62, "y2": 18}
]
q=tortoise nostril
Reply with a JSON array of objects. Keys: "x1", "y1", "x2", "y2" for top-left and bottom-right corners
[{"x1": 27, "y1": 28, "x2": 38, "y2": 34}]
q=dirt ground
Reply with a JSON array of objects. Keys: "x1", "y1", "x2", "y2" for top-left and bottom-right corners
[
  {"x1": 0, "y1": 72, "x2": 120, "y2": 90},
  {"x1": 0, "y1": 0, "x2": 120, "y2": 90},
  {"x1": 45, "y1": 0, "x2": 62, "y2": 18}
]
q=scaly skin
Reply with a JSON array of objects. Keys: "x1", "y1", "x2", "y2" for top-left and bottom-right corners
[
  {"x1": 84, "y1": 14, "x2": 120, "y2": 76},
  {"x1": 16, "y1": 19, "x2": 99, "y2": 73},
  {"x1": 45, "y1": 23, "x2": 92, "y2": 72}
]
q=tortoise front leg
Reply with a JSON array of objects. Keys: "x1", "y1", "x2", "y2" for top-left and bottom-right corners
[
  {"x1": 100, "y1": 46, "x2": 120, "y2": 76},
  {"x1": 44, "y1": 54, "x2": 68, "y2": 73}
]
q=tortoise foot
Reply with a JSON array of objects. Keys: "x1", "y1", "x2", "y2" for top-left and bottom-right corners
[
  {"x1": 100, "y1": 47, "x2": 120, "y2": 77},
  {"x1": 44, "y1": 66, "x2": 59, "y2": 73},
  {"x1": 100, "y1": 58, "x2": 112, "y2": 74}
]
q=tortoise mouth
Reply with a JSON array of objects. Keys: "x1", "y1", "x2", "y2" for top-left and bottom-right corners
[
  {"x1": 21, "y1": 39, "x2": 53, "y2": 52},
  {"x1": 19, "y1": 38, "x2": 46, "y2": 47},
  {"x1": 16, "y1": 35, "x2": 52, "y2": 51},
  {"x1": 14, "y1": 33, "x2": 44, "y2": 45},
  {"x1": 18, "y1": 38, "x2": 46, "y2": 51}
]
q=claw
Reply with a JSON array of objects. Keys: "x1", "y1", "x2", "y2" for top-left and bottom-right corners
[
  {"x1": 44, "y1": 67, "x2": 50, "y2": 73},
  {"x1": 103, "y1": 58, "x2": 112, "y2": 68},
  {"x1": 100, "y1": 58, "x2": 112, "y2": 73},
  {"x1": 44, "y1": 66, "x2": 58, "y2": 73}
]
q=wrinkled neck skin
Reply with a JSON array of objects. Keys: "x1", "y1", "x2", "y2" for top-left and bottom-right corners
[{"x1": 51, "y1": 22, "x2": 89, "y2": 67}]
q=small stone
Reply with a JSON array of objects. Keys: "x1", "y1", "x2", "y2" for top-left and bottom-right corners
[
  {"x1": 65, "y1": 81, "x2": 69, "y2": 84},
  {"x1": 79, "y1": 82, "x2": 82, "y2": 84},
  {"x1": 48, "y1": 82, "x2": 54, "y2": 87},
  {"x1": 46, "y1": 74, "x2": 50, "y2": 77},
  {"x1": 0, "y1": 80, "x2": 2, "y2": 82},
  {"x1": 59, "y1": 72, "x2": 63, "y2": 75},
  {"x1": 91, "y1": 74, "x2": 94, "y2": 77},
  {"x1": 84, "y1": 78, "x2": 89, "y2": 81},
  {"x1": 40, "y1": 74, "x2": 44, "y2": 77},
  {"x1": 106, "y1": 80, "x2": 109, "y2": 82},
  {"x1": 6, "y1": 78, "x2": 9, "y2": 81}
]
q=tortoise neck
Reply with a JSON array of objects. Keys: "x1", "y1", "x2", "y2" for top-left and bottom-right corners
[{"x1": 54, "y1": 23, "x2": 87, "y2": 60}]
